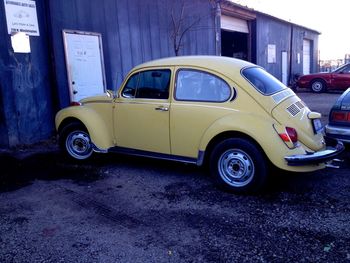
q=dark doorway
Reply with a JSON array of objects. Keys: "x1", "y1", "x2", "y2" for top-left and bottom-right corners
[{"x1": 221, "y1": 30, "x2": 248, "y2": 61}]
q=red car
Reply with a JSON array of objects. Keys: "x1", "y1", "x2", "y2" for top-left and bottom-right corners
[{"x1": 297, "y1": 63, "x2": 350, "y2": 93}]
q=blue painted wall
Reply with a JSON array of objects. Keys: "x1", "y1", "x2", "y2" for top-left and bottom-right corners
[
  {"x1": 0, "y1": 0, "x2": 54, "y2": 148},
  {"x1": 0, "y1": 0, "x2": 318, "y2": 148},
  {"x1": 48, "y1": 0, "x2": 217, "y2": 108},
  {"x1": 0, "y1": 0, "x2": 216, "y2": 148}
]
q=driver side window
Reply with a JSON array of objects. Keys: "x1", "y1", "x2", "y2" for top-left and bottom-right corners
[{"x1": 122, "y1": 69, "x2": 171, "y2": 99}]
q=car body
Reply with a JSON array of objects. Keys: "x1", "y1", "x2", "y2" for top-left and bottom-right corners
[
  {"x1": 297, "y1": 63, "x2": 350, "y2": 93},
  {"x1": 325, "y1": 88, "x2": 350, "y2": 143},
  {"x1": 55, "y1": 56, "x2": 344, "y2": 193}
]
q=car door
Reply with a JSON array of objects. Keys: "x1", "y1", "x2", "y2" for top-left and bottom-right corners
[
  {"x1": 332, "y1": 64, "x2": 350, "y2": 89},
  {"x1": 170, "y1": 68, "x2": 233, "y2": 158},
  {"x1": 114, "y1": 68, "x2": 172, "y2": 154}
]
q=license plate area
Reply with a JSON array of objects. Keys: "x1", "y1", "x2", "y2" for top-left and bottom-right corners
[{"x1": 312, "y1": 119, "x2": 323, "y2": 134}]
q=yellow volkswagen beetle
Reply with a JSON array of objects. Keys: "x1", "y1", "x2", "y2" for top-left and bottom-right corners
[{"x1": 55, "y1": 56, "x2": 344, "y2": 193}]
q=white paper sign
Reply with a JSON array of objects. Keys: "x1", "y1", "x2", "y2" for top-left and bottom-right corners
[
  {"x1": 4, "y1": 0, "x2": 40, "y2": 36},
  {"x1": 11, "y1": 32, "x2": 31, "y2": 53},
  {"x1": 268, "y1": 44, "x2": 276, "y2": 63}
]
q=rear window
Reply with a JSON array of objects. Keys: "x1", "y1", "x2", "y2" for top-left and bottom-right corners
[{"x1": 242, "y1": 67, "x2": 286, "y2": 95}]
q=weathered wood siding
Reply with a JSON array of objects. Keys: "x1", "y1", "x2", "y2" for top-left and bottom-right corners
[
  {"x1": 0, "y1": 0, "x2": 54, "y2": 147},
  {"x1": 255, "y1": 13, "x2": 319, "y2": 81},
  {"x1": 48, "y1": 0, "x2": 217, "y2": 108}
]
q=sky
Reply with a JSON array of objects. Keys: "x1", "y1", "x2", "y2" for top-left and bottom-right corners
[{"x1": 232, "y1": 0, "x2": 349, "y2": 61}]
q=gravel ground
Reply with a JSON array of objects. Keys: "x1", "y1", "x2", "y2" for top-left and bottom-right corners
[{"x1": 0, "y1": 92, "x2": 349, "y2": 263}]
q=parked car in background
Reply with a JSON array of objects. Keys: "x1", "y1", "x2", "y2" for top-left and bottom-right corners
[
  {"x1": 325, "y1": 88, "x2": 350, "y2": 144},
  {"x1": 297, "y1": 63, "x2": 350, "y2": 93},
  {"x1": 55, "y1": 56, "x2": 344, "y2": 193}
]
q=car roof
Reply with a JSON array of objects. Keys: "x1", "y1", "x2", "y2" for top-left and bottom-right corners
[{"x1": 132, "y1": 56, "x2": 256, "y2": 76}]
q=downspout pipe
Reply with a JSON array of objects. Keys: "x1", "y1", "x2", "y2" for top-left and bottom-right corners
[
  {"x1": 214, "y1": 0, "x2": 221, "y2": 56},
  {"x1": 288, "y1": 24, "x2": 293, "y2": 86}
]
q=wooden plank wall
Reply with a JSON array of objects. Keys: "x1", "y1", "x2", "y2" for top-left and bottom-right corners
[
  {"x1": 0, "y1": 0, "x2": 54, "y2": 147},
  {"x1": 48, "y1": 0, "x2": 217, "y2": 108}
]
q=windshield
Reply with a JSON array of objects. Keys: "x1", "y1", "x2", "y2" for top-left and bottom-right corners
[
  {"x1": 242, "y1": 67, "x2": 286, "y2": 95},
  {"x1": 332, "y1": 63, "x2": 350, "y2": 73}
]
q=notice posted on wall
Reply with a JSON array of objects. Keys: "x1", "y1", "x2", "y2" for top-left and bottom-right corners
[
  {"x1": 3, "y1": 0, "x2": 40, "y2": 36},
  {"x1": 11, "y1": 32, "x2": 31, "y2": 53},
  {"x1": 267, "y1": 44, "x2": 276, "y2": 64}
]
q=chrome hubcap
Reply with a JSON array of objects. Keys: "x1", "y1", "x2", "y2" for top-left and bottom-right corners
[
  {"x1": 66, "y1": 131, "x2": 92, "y2": 159},
  {"x1": 218, "y1": 149, "x2": 254, "y2": 187},
  {"x1": 312, "y1": 82, "x2": 322, "y2": 92}
]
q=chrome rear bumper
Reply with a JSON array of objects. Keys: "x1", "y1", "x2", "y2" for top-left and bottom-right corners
[{"x1": 284, "y1": 138, "x2": 344, "y2": 166}]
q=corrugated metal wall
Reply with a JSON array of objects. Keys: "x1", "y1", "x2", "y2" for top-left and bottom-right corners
[
  {"x1": 48, "y1": 0, "x2": 217, "y2": 108},
  {"x1": 0, "y1": 0, "x2": 217, "y2": 147},
  {"x1": 0, "y1": 0, "x2": 319, "y2": 148},
  {"x1": 255, "y1": 14, "x2": 319, "y2": 82}
]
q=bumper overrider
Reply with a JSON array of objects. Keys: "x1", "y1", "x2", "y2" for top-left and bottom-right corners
[{"x1": 285, "y1": 138, "x2": 344, "y2": 166}]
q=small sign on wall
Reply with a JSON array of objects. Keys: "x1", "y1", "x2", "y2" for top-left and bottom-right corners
[
  {"x1": 11, "y1": 32, "x2": 31, "y2": 53},
  {"x1": 3, "y1": 0, "x2": 40, "y2": 36},
  {"x1": 268, "y1": 44, "x2": 276, "y2": 63}
]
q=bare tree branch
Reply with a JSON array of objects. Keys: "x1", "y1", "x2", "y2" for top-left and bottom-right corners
[{"x1": 170, "y1": 1, "x2": 203, "y2": 56}]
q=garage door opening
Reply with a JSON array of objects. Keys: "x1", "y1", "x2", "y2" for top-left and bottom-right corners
[{"x1": 221, "y1": 30, "x2": 248, "y2": 60}]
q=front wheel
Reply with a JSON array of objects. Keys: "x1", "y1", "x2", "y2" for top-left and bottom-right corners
[
  {"x1": 209, "y1": 138, "x2": 268, "y2": 194},
  {"x1": 59, "y1": 122, "x2": 93, "y2": 160}
]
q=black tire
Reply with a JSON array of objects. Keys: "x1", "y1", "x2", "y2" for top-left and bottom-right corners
[
  {"x1": 58, "y1": 122, "x2": 93, "y2": 160},
  {"x1": 209, "y1": 138, "x2": 268, "y2": 194},
  {"x1": 311, "y1": 79, "x2": 326, "y2": 93}
]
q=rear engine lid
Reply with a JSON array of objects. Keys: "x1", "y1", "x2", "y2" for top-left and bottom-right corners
[{"x1": 271, "y1": 92, "x2": 325, "y2": 151}]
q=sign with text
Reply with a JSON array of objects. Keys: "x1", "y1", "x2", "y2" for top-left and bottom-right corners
[
  {"x1": 267, "y1": 44, "x2": 276, "y2": 63},
  {"x1": 4, "y1": 0, "x2": 40, "y2": 36}
]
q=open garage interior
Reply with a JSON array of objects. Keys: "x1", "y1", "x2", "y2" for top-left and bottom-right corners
[
  {"x1": 220, "y1": 15, "x2": 249, "y2": 61},
  {"x1": 221, "y1": 30, "x2": 248, "y2": 60}
]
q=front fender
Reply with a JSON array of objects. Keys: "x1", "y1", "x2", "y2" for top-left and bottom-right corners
[{"x1": 55, "y1": 106, "x2": 114, "y2": 150}]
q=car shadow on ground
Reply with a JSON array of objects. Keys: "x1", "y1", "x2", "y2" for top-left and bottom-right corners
[{"x1": 1, "y1": 148, "x2": 348, "y2": 197}]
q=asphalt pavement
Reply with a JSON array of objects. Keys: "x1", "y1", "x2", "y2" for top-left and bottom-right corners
[{"x1": 0, "y1": 91, "x2": 349, "y2": 263}]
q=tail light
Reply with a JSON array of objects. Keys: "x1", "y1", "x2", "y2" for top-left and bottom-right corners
[
  {"x1": 70, "y1": 101, "x2": 82, "y2": 106},
  {"x1": 278, "y1": 126, "x2": 298, "y2": 148},
  {"x1": 330, "y1": 111, "x2": 350, "y2": 122}
]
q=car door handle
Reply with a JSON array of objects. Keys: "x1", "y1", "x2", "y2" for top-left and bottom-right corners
[{"x1": 155, "y1": 106, "x2": 169, "y2": 111}]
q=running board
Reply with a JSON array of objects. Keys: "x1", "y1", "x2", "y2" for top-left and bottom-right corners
[{"x1": 108, "y1": 146, "x2": 199, "y2": 165}]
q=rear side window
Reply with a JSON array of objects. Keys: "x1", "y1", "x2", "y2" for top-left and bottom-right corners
[
  {"x1": 122, "y1": 69, "x2": 171, "y2": 99},
  {"x1": 242, "y1": 67, "x2": 286, "y2": 95},
  {"x1": 175, "y1": 69, "x2": 231, "y2": 102}
]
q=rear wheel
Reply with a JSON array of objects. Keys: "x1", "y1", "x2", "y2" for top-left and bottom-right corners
[
  {"x1": 59, "y1": 122, "x2": 93, "y2": 160},
  {"x1": 311, "y1": 79, "x2": 326, "y2": 93},
  {"x1": 209, "y1": 138, "x2": 268, "y2": 194}
]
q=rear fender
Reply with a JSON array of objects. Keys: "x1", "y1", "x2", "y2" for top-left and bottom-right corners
[{"x1": 198, "y1": 113, "x2": 314, "y2": 171}]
